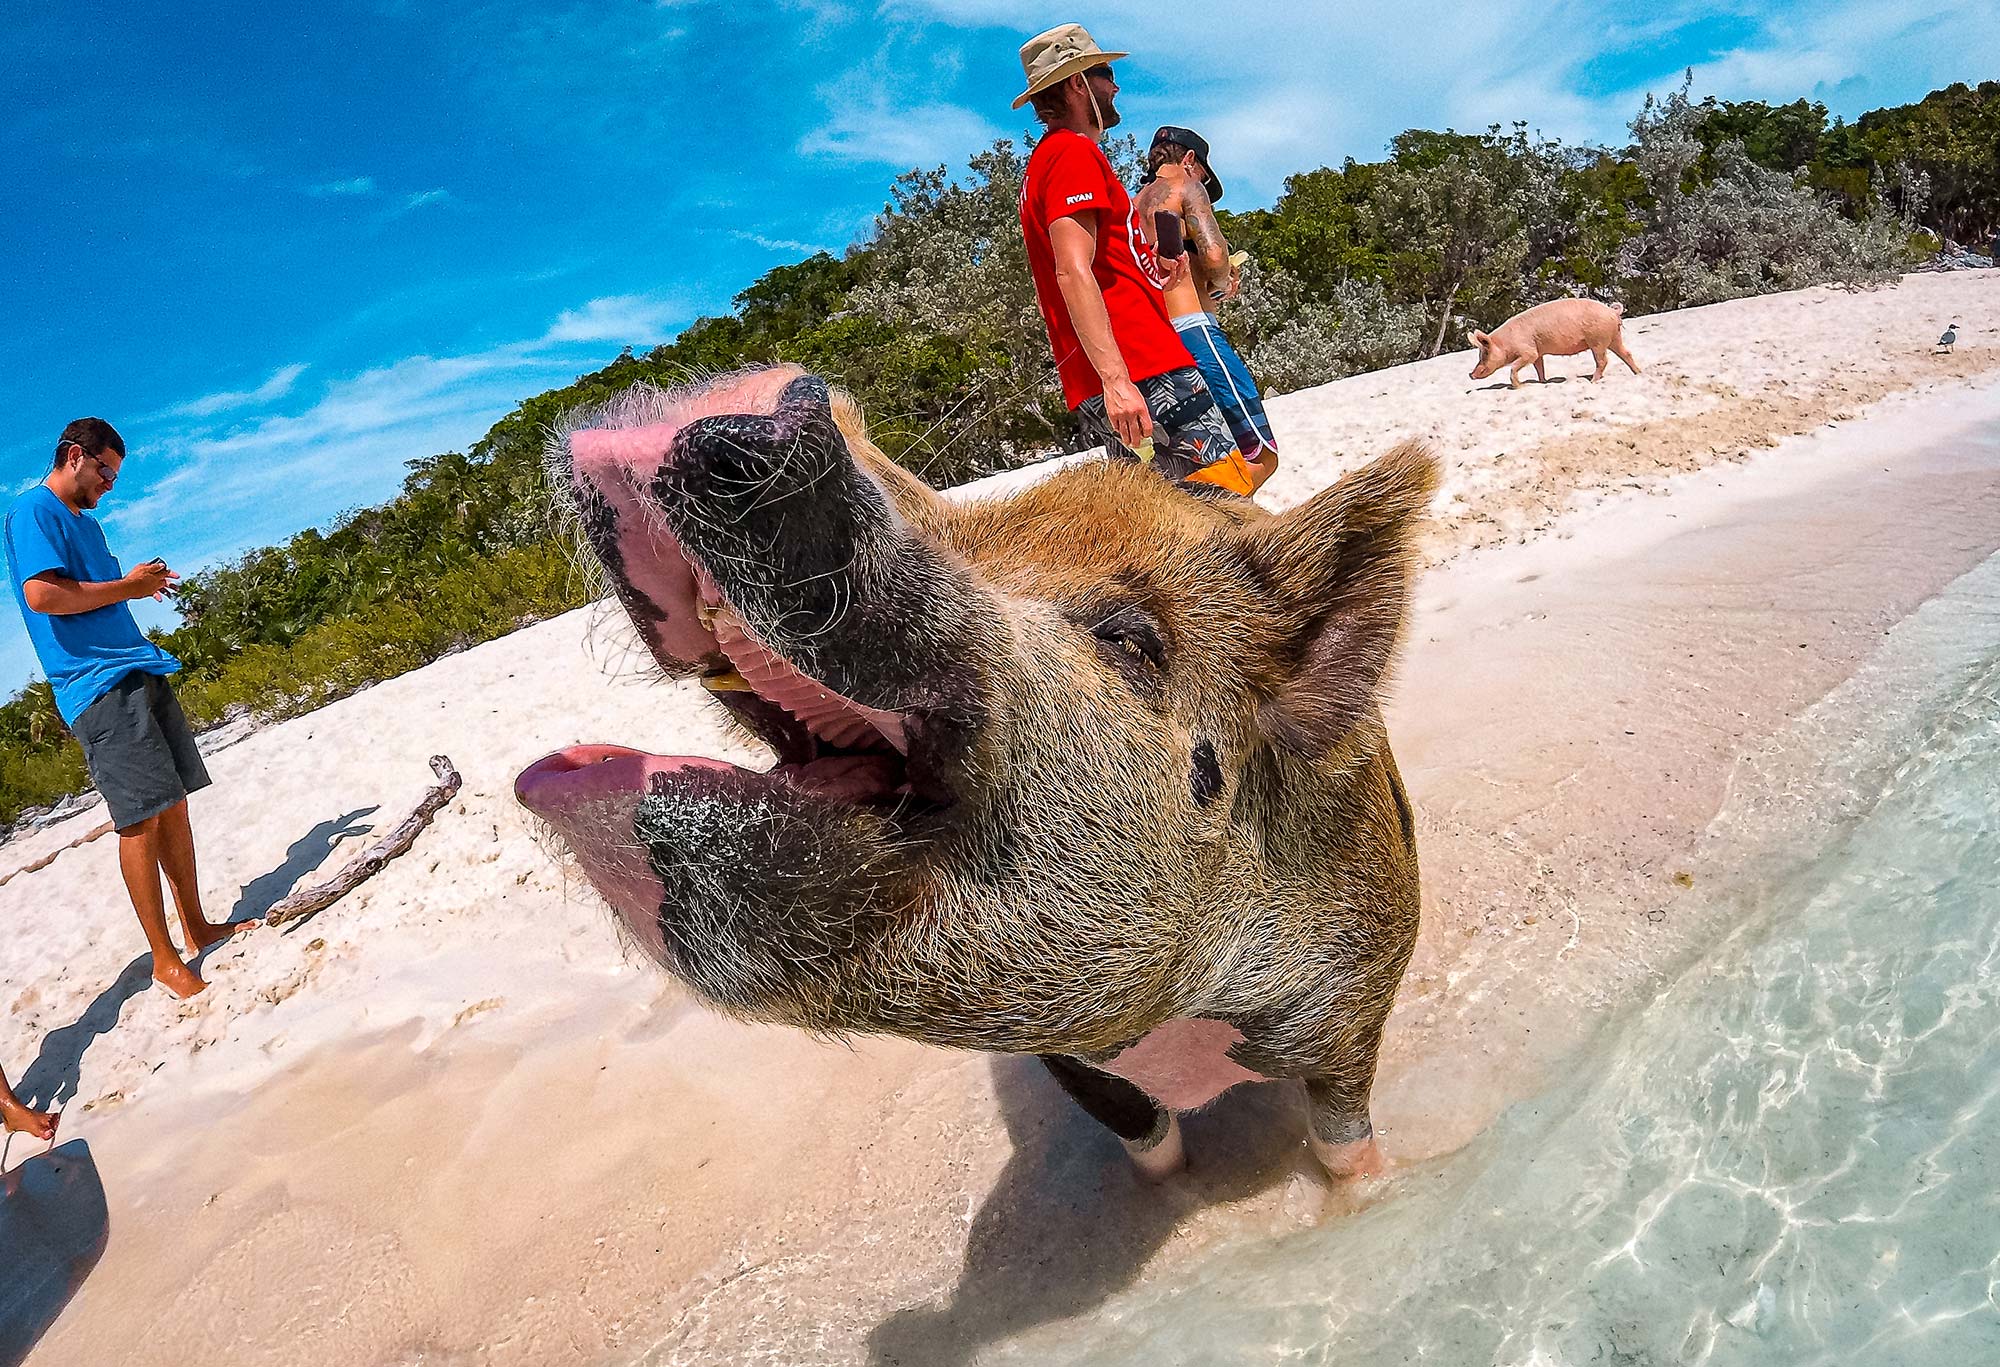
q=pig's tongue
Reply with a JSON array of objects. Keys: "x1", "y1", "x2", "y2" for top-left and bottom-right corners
[
  {"x1": 697, "y1": 572, "x2": 907, "y2": 753},
  {"x1": 515, "y1": 744, "x2": 899, "y2": 810},
  {"x1": 514, "y1": 745, "x2": 736, "y2": 818}
]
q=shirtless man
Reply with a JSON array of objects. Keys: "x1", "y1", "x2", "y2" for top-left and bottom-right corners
[{"x1": 1134, "y1": 126, "x2": 1279, "y2": 493}]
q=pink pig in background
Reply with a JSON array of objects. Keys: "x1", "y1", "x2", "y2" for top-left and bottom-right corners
[{"x1": 1469, "y1": 298, "x2": 1642, "y2": 388}]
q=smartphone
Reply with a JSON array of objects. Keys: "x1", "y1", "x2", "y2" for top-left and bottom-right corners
[{"x1": 1153, "y1": 210, "x2": 1185, "y2": 260}]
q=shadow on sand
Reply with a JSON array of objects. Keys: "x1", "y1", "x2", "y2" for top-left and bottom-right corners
[
  {"x1": 1476, "y1": 375, "x2": 1570, "y2": 391},
  {"x1": 13, "y1": 958, "x2": 151, "y2": 1115},
  {"x1": 230, "y1": 807, "x2": 377, "y2": 922},
  {"x1": 0, "y1": 1139, "x2": 108, "y2": 1367},
  {"x1": 14, "y1": 808, "x2": 380, "y2": 1115},
  {"x1": 866, "y1": 1056, "x2": 1314, "y2": 1366}
]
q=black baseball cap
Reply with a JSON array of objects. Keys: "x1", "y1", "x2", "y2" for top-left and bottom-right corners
[{"x1": 1150, "y1": 126, "x2": 1223, "y2": 203}]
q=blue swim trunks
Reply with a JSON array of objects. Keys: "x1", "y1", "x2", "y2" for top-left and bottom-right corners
[{"x1": 1171, "y1": 312, "x2": 1276, "y2": 457}]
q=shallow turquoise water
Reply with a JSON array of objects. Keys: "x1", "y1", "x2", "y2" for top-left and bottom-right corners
[{"x1": 1001, "y1": 539, "x2": 2000, "y2": 1362}]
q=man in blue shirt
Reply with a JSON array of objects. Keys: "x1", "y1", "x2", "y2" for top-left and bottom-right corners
[{"x1": 6, "y1": 418, "x2": 250, "y2": 999}]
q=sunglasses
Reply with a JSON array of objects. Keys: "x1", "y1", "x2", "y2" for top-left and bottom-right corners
[
  {"x1": 65, "y1": 443, "x2": 117, "y2": 483},
  {"x1": 1083, "y1": 63, "x2": 1114, "y2": 81}
]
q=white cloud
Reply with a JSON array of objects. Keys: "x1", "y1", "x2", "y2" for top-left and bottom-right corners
[
  {"x1": 367, "y1": 187, "x2": 457, "y2": 225},
  {"x1": 799, "y1": 90, "x2": 1003, "y2": 168},
  {"x1": 164, "y1": 362, "x2": 310, "y2": 418},
  {"x1": 1663, "y1": 0, "x2": 2000, "y2": 116},
  {"x1": 104, "y1": 292, "x2": 692, "y2": 569},
  {"x1": 310, "y1": 176, "x2": 378, "y2": 196},
  {"x1": 730, "y1": 229, "x2": 833, "y2": 255},
  {"x1": 777, "y1": 0, "x2": 856, "y2": 30},
  {"x1": 884, "y1": 0, "x2": 1996, "y2": 203},
  {"x1": 118, "y1": 350, "x2": 543, "y2": 543},
  {"x1": 540, "y1": 294, "x2": 690, "y2": 346}
]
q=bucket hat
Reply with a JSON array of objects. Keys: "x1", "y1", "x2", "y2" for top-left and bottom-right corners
[{"x1": 1012, "y1": 24, "x2": 1128, "y2": 110}]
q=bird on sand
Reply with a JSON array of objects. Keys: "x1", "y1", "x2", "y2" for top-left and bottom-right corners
[{"x1": 1937, "y1": 321, "x2": 1959, "y2": 353}]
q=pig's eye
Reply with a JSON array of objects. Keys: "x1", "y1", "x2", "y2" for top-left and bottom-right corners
[{"x1": 1088, "y1": 606, "x2": 1166, "y2": 674}]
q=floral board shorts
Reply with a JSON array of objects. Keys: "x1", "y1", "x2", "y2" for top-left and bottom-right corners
[{"x1": 1074, "y1": 366, "x2": 1251, "y2": 489}]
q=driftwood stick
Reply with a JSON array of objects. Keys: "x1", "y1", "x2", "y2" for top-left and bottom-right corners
[
  {"x1": 0, "y1": 819, "x2": 115, "y2": 888},
  {"x1": 267, "y1": 755, "x2": 462, "y2": 929}
]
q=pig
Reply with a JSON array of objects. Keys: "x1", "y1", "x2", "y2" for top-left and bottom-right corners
[
  {"x1": 1468, "y1": 298, "x2": 1641, "y2": 388},
  {"x1": 514, "y1": 365, "x2": 1435, "y2": 1183}
]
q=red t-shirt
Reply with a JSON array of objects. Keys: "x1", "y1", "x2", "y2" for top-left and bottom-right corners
[{"x1": 1021, "y1": 128, "x2": 1194, "y2": 409}]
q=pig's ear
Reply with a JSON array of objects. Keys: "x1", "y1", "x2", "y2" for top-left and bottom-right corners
[
  {"x1": 1236, "y1": 442, "x2": 1437, "y2": 754},
  {"x1": 1469, "y1": 329, "x2": 1488, "y2": 346}
]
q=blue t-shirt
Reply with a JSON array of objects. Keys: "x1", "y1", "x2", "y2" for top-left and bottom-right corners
[{"x1": 5, "y1": 484, "x2": 180, "y2": 724}]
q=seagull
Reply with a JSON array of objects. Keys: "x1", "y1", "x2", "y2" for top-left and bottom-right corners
[{"x1": 1937, "y1": 321, "x2": 1959, "y2": 353}]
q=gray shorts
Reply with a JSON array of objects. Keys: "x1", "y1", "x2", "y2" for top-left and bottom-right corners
[
  {"x1": 72, "y1": 672, "x2": 210, "y2": 830},
  {"x1": 1074, "y1": 365, "x2": 1241, "y2": 481}
]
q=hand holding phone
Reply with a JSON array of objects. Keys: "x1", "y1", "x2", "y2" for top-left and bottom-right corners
[{"x1": 127, "y1": 557, "x2": 178, "y2": 601}]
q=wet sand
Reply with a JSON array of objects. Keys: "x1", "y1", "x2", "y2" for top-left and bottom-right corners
[{"x1": 3, "y1": 272, "x2": 1999, "y2": 1365}]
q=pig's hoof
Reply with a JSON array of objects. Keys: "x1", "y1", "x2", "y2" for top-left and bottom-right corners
[
  {"x1": 1122, "y1": 1114, "x2": 1187, "y2": 1182},
  {"x1": 1310, "y1": 1132, "x2": 1388, "y2": 1181}
]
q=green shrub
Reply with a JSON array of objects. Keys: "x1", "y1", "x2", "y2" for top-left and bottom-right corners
[
  {"x1": 172, "y1": 539, "x2": 590, "y2": 728},
  {"x1": 0, "y1": 740, "x2": 90, "y2": 827}
]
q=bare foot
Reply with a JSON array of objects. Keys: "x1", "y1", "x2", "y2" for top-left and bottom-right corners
[
  {"x1": 186, "y1": 916, "x2": 257, "y2": 955},
  {"x1": 1, "y1": 1099, "x2": 59, "y2": 1143},
  {"x1": 153, "y1": 956, "x2": 208, "y2": 999}
]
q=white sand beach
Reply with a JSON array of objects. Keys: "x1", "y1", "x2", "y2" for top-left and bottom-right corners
[{"x1": 4, "y1": 270, "x2": 1998, "y2": 1365}]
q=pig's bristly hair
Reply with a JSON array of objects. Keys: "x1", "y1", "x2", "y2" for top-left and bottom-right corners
[{"x1": 531, "y1": 366, "x2": 1429, "y2": 1100}]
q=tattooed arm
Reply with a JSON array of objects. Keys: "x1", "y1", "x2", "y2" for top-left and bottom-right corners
[{"x1": 1177, "y1": 177, "x2": 1235, "y2": 302}]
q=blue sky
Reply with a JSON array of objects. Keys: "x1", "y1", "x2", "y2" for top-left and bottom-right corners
[{"x1": 3, "y1": 0, "x2": 1994, "y2": 694}]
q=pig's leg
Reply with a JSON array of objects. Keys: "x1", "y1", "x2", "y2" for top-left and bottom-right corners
[
  {"x1": 1292, "y1": 1004, "x2": 1397, "y2": 1180},
  {"x1": 1612, "y1": 339, "x2": 1642, "y2": 375},
  {"x1": 1305, "y1": 1070, "x2": 1387, "y2": 1180},
  {"x1": 1039, "y1": 1054, "x2": 1186, "y2": 1181},
  {"x1": 1589, "y1": 345, "x2": 1609, "y2": 382},
  {"x1": 1532, "y1": 357, "x2": 1548, "y2": 384},
  {"x1": 1507, "y1": 358, "x2": 1529, "y2": 389}
]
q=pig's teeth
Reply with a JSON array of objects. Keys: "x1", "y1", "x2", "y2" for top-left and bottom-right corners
[
  {"x1": 701, "y1": 670, "x2": 752, "y2": 693},
  {"x1": 697, "y1": 601, "x2": 722, "y2": 630}
]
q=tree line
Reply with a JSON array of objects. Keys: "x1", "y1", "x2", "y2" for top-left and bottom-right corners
[{"x1": 1, "y1": 77, "x2": 1993, "y2": 826}]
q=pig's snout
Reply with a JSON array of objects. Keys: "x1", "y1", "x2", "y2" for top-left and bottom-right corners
[{"x1": 566, "y1": 366, "x2": 809, "y2": 493}]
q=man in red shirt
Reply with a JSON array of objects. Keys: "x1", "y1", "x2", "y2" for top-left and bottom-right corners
[{"x1": 1014, "y1": 24, "x2": 1257, "y2": 496}]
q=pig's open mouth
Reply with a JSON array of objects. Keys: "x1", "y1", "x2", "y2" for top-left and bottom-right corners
[
  {"x1": 680, "y1": 558, "x2": 926, "y2": 810},
  {"x1": 515, "y1": 526, "x2": 933, "y2": 822},
  {"x1": 514, "y1": 366, "x2": 976, "y2": 867}
]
